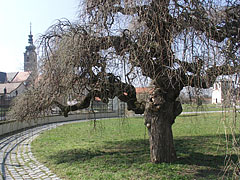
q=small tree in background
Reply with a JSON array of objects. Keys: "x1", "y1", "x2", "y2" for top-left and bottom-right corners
[{"x1": 10, "y1": 0, "x2": 239, "y2": 164}]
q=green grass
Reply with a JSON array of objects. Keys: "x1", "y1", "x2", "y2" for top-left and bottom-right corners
[
  {"x1": 31, "y1": 113, "x2": 239, "y2": 180},
  {"x1": 182, "y1": 104, "x2": 235, "y2": 112}
]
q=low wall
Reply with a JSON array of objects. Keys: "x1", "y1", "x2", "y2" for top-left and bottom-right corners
[{"x1": 0, "y1": 111, "x2": 119, "y2": 137}]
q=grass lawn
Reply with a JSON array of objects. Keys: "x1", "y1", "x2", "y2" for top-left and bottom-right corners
[
  {"x1": 31, "y1": 112, "x2": 239, "y2": 180},
  {"x1": 181, "y1": 103, "x2": 235, "y2": 112}
]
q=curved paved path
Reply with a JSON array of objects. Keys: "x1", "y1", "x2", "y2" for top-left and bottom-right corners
[{"x1": 0, "y1": 123, "x2": 64, "y2": 180}]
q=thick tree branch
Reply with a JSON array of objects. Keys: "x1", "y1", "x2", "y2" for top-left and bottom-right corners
[
  {"x1": 176, "y1": 58, "x2": 204, "y2": 74},
  {"x1": 54, "y1": 73, "x2": 145, "y2": 117}
]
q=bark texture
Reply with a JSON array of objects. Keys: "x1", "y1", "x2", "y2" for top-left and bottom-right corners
[{"x1": 145, "y1": 88, "x2": 182, "y2": 163}]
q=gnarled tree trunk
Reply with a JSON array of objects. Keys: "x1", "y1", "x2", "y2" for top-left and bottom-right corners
[{"x1": 144, "y1": 88, "x2": 182, "y2": 163}]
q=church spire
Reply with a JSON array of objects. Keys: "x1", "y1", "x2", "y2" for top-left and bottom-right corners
[
  {"x1": 28, "y1": 22, "x2": 33, "y2": 45},
  {"x1": 24, "y1": 23, "x2": 37, "y2": 72},
  {"x1": 30, "y1": 22, "x2": 32, "y2": 35}
]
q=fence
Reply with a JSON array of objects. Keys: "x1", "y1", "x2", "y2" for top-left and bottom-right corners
[
  {"x1": 0, "y1": 111, "x2": 122, "y2": 137},
  {"x1": 0, "y1": 95, "x2": 13, "y2": 121},
  {"x1": 0, "y1": 95, "x2": 127, "y2": 120},
  {"x1": 0, "y1": 94, "x2": 130, "y2": 137},
  {"x1": 0, "y1": 96, "x2": 140, "y2": 137}
]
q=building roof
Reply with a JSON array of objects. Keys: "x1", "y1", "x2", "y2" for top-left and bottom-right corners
[
  {"x1": 11, "y1": 72, "x2": 31, "y2": 83},
  {"x1": 95, "y1": 97, "x2": 101, "y2": 101},
  {"x1": 6, "y1": 72, "x2": 18, "y2": 82},
  {"x1": 135, "y1": 87, "x2": 152, "y2": 94},
  {"x1": 0, "y1": 83, "x2": 21, "y2": 94},
  {"x1": 0, "y1": 72, "x2": 31, "y2": 95}
]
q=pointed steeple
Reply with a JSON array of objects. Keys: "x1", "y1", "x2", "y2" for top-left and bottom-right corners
[
  {"x1": 28, "y1": 22, "x2": 33, "y2": 45},
  {"x1": 26, "y1": 23, "x2": 35, "y2": 51},
  {"x1": 24, "y1": 23, "x2": 37, "y2": 72}
]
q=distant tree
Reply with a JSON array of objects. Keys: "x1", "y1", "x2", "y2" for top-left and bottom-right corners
[{"x1": 11, "y1": 0, "x2": 239, "y2": 163}]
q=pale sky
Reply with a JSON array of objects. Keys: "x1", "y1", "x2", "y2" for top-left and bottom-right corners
[{"x1": 0, "y1": 0, "x2": 79, "y2": 72}]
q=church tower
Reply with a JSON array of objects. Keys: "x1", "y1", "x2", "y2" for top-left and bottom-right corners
[{"x1": 24, "y1": 24, "x2": 37, "y2": 72}]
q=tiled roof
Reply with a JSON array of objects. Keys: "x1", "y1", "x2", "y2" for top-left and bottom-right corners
[
  {"x1": 6, "y1": 72, "x2": 18, "y2": 82},
  {"x1": 95, "y1": 97, "x2": 101, "y2": 101},
  {"x1": 11, "y1": 72, "x2": 31, "y2": 83},
  {"x1": 135, "y1": 87, "x2": 152, "y2": 94},
  {"x1": 0, "y1": 83, "x2": 21, "y2": 94}
]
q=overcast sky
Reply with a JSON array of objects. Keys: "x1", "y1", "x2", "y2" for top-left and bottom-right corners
[{"x1": 0, "y1": 0, "x2": 79, "y2": 72}]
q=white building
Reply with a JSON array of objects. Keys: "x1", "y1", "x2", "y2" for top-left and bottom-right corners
[{"x1": 212, "y1": 78, "x2": 234, "y2": 104}]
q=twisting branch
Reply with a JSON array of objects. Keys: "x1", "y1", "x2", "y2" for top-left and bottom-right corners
[{"x1": 53, "y1": 73, "x2": 145, "y2": 117}]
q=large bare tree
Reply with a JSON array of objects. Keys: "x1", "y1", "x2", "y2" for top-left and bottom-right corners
[{"x1": 11, "y1": 0, "x2": 239, "y2": 163}]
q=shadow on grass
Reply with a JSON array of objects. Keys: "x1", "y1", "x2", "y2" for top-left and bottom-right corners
[
  {"x1": 179, "y1": 114, "x2": 199, "y2": 118},
  {"x1": 48, "y1": 134, "x2": 237, "y2": 178},
  {"x1": 50, "y1": 139, "x2": 149, "y2": 165}
]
